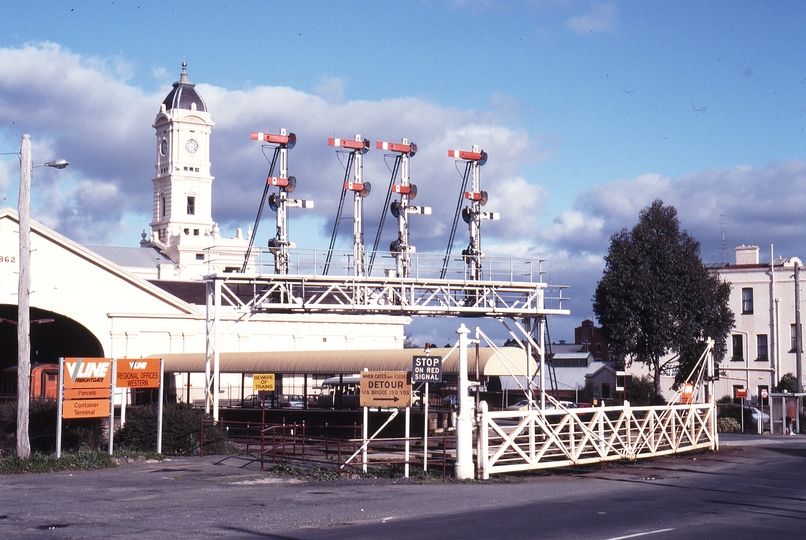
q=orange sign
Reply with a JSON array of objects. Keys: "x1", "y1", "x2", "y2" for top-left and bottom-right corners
[
  {"x1": 735, "y1": 388, "x2": 749, "y2": 399},
  {"x1": 62, "y1": 399, "x2": 111, "y2": 419},
  {"x1": 681, "y1": 383, "x2": 694, "y2": 404},
  {"x1": 62, "y1": 358, "x2": 112, "y2": 389},
  {"x1": 116, "y1": 358, "x2": 161, "y2": 388},
  {"x1": 64, "y1": 388, "x2": 111, "y2": 400}
]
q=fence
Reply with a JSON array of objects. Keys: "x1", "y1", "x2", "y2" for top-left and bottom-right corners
[
  {"x1": 477, "y1": 401, "x2": 717, "y2": 479},
  {"x1": 199, "y1": 418, "x2": 453, "y2": 477}
]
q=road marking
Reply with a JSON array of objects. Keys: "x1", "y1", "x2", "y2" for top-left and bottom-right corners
[{"x1": 605, "y1": 528, "x2": 675, "y2": 540}]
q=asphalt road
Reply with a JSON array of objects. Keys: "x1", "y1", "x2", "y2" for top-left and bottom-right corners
[{"x1": 1, "y1": 433, "x2": 804, "y2": 539}]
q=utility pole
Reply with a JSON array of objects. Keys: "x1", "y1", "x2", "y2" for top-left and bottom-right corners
[
  {"x1": 17, "y1": 134, "x2": 31, "y2": 459},
  {"x1": 796, "y1": 262, "x2": 803, "y2": 394}
]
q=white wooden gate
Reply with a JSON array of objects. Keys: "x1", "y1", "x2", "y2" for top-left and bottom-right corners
[{"x1": 477, "y1": 401, "x2": 717, "y2": 479}]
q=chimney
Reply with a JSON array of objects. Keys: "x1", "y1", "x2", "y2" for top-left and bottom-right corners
[{"x1": 735, "y1": 245, "x2": 760, "y2": 265}]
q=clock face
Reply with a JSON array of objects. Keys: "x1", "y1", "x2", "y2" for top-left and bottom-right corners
[
  {"x1": 185, "y1": 139, "x2": 199, "y2": 154},
  {"x1": 160, "y1": 139, "x2": 168, "y2": 156}
]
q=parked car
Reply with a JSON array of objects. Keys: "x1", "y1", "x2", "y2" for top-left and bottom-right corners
[
  {"x1": 410, "y1": 391, "x2": 441, "y2": 407},
  {"x1": 743, "y1": 406, "x2": 770, "y2": 424},
  {"x1": 505, "y1": 399, "x2": 575, "y2": 411},
  {"x1": 442, "y1": 395, "x2": 459, "y2": 409},
  {"x1": 505, "y1": 399, "x2": 533, "y2": 411},
  {"x1": 278, "y1": 394, "x2": 305, "y2": 408},
  {"x1": 239, "y1": 394, "x2": 264, "y2": 408}
]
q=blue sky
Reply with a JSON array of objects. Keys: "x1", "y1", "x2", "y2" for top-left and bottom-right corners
[{"x1": 1, "y1": 1, "x2": 806, "y2": 344}]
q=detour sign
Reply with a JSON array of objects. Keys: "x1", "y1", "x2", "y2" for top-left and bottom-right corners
[{"x1": 360, "y1": 371, "x2": 411, "y2": 408}]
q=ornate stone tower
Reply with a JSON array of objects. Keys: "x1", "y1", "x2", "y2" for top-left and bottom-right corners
[
  {"x1": 150, "y1": 62, "x2": 214, "y2": 249},
  {"x1": 143, "y1": 63, "x2": 248, "y2": 278}
]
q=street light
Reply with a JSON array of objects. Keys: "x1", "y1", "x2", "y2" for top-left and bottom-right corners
[{"x1": 5, "y1": 134, "x2": 68, "y2": 458}]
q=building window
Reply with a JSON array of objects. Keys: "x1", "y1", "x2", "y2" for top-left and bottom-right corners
[
  {"x1": 791, "y1": 324, "x2": 800, "y2": 353},
  {"x1": 161, "y1": 195, "x2": 166, "y2": 217},
  {"x1": 187, "y1": 196, "x2": 195, "y2": 215},
  {"x1": 756, "y1": 334, "x2": 768, "y2": 361},
  {"x1": 196, "y1": 253, "x2": 204, "y2": 261},
  {"x1": 741, "y1": 288, "x2": 753, "y2": 314},
  {"x1": 732, "y1": 334, "x2": 743, "y2": 361}
]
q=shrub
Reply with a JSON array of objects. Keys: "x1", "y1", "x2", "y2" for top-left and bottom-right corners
[
  {"x1": 718, "y1": 417, "x2": 741, "y2": 433},
  {"x1": 0, "y1": 400, "x2": 105, "y2": 456},
  {"x1": 116, "y1": 403, "x2": 226, "y2": 455}
]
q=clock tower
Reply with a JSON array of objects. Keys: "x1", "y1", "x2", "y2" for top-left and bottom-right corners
[
  {"x1": 143, "y1": 63, "x2": 251, "y2": 278},
  {"x1": 150, "y1": 62, "x2": 213, "y2": 244}
]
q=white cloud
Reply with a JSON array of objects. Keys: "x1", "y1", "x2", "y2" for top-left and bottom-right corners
[
  {"x1": 314, "y1": 76, "x2": 347, "y2": 104},
  {"x1": 0, "y1": 43, "x2": 548, "y2": 252},
  {"x1": 565, "y1": 2, "x2": 617, "y2": 35}
]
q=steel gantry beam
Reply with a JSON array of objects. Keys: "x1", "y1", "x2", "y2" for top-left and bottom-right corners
[{"x1": 204, "y1": 273, "x2": 569, "y2": 318}]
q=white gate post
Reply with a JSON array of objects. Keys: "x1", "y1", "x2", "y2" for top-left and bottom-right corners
[
  {"x1": 478, "y1": 400, "x2": 489, "y2": 480},
  {"x1": 455, "y1": 324, "x2": 474, "y2": 480}
]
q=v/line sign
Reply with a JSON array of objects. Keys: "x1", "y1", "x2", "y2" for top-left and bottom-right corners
[
  {"x1": 61, "y1": 357, "x2": 113, "y2": 420},
  {"x1": 360, "y1": 371, "x2": 412, "y2": 407}
]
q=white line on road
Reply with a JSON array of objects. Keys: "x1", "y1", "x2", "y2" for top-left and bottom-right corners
[{"x1": 604, "y1": 528, "x2": 676, "y2": 540}]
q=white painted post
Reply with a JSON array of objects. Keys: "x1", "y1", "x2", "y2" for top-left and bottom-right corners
[
  {"x1": 405, "y1": 405, "x2": 410, "y2": 478},
  {"x1": 423, "y1": 381, "x2": 429, "y2": 473},
  {"x1": 56, "y1": 357, "x2": 64, "y2": 458},
  {"x1": 455, "y1": 324, "x2": 474, "y2": 480},
  {"x1": 479, "y1": 400, "x2": 489, "y2": 480},
  {"x1": 213, "y1": 278, "x2": 221, "y2": 421},
  {"x1": 204, "y1": 280, "x2": 212, "y2": 415},
  {"x1": 108, "y1": 359, "x2": 116, "y2": 455},
  {"x1": 157, "y1": 358, "x2": 164, "y2": 454},
  {"x1": 362, "y1": 406, "x2": 368, "y2": 473}
]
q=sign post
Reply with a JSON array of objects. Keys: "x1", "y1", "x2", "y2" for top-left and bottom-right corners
[
  {"x1": 253, "y1": 374, "x2": 276, "y2": 426},
  {"x1": 116, "y1": 358, "x2": 163, "y2": 453},
  {"x1": 57, "y1": 357, "x2": 114, "y2": 458},
  {"x1": 413, "y1": 355, "x2": 442, "y2": 473},
  {"x1": 735, "y1": 387, "x2": 749, "y2": 432}
]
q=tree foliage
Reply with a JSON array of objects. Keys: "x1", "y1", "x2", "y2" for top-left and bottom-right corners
[
  {"x1": 774, "y1": 372, "x2": 798, "y2": 393},
  {"x1": 593, "y1": 200, "x2": 734, "y2": 395}
]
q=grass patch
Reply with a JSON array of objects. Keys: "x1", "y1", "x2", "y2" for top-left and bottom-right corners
[{"x1": 0, "y1": 448, "x2": 115, "y2": 474}]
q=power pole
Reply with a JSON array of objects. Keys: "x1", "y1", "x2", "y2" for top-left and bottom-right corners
[
  {"x1": 17, "y1": 134, "x2": 31, "y2": 459},
  {"x1": 796, "y1": 262, "x2": 803, "y2": 394}
]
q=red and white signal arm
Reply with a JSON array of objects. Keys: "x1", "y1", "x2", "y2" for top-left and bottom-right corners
[
  {"x1": 251, "y1": 132, "x2": 296, "y2": 147},
  {"x1": 329, "y1": 137, "x2": 369, "y2": 151},
  {"x1": 448, "y1": 149, "x2": 488, "y2": 164}
]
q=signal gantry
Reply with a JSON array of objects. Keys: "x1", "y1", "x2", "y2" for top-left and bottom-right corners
[{"x1": 244, "y1": 129, "x2": 313, "y2": 274}]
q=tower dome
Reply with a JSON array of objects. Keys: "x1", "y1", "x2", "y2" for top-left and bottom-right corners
[{"x1": 161, "y1": 62, "x2": 207, "y2": 112}]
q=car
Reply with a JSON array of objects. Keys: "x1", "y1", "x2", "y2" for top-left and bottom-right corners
[
  {"x1": 239, "y1": 394, "x2": 264, "y2": 408},
  {"x1": 743, "y1": 406, "x2": 770, "y2": 424},
  {"x1": 442, "y1": 395, "x2": 459, "y2": 409},
  {"x1": 411, "y1": 392, "x2": 442, "y2": 407},
  {"x1": 278, "y1": 394, "x2": 305, "y2": 408},
  {"x1": 505, "y1": 399, "x2": 533, "y2": 411},
  {"x1": 505, "y1": 399, "x2": 575, "y2": 411}
]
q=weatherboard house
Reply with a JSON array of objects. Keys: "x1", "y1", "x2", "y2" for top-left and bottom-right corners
[{"x1": 0, "y1": 65, "x2": 408, "y2": 402}]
